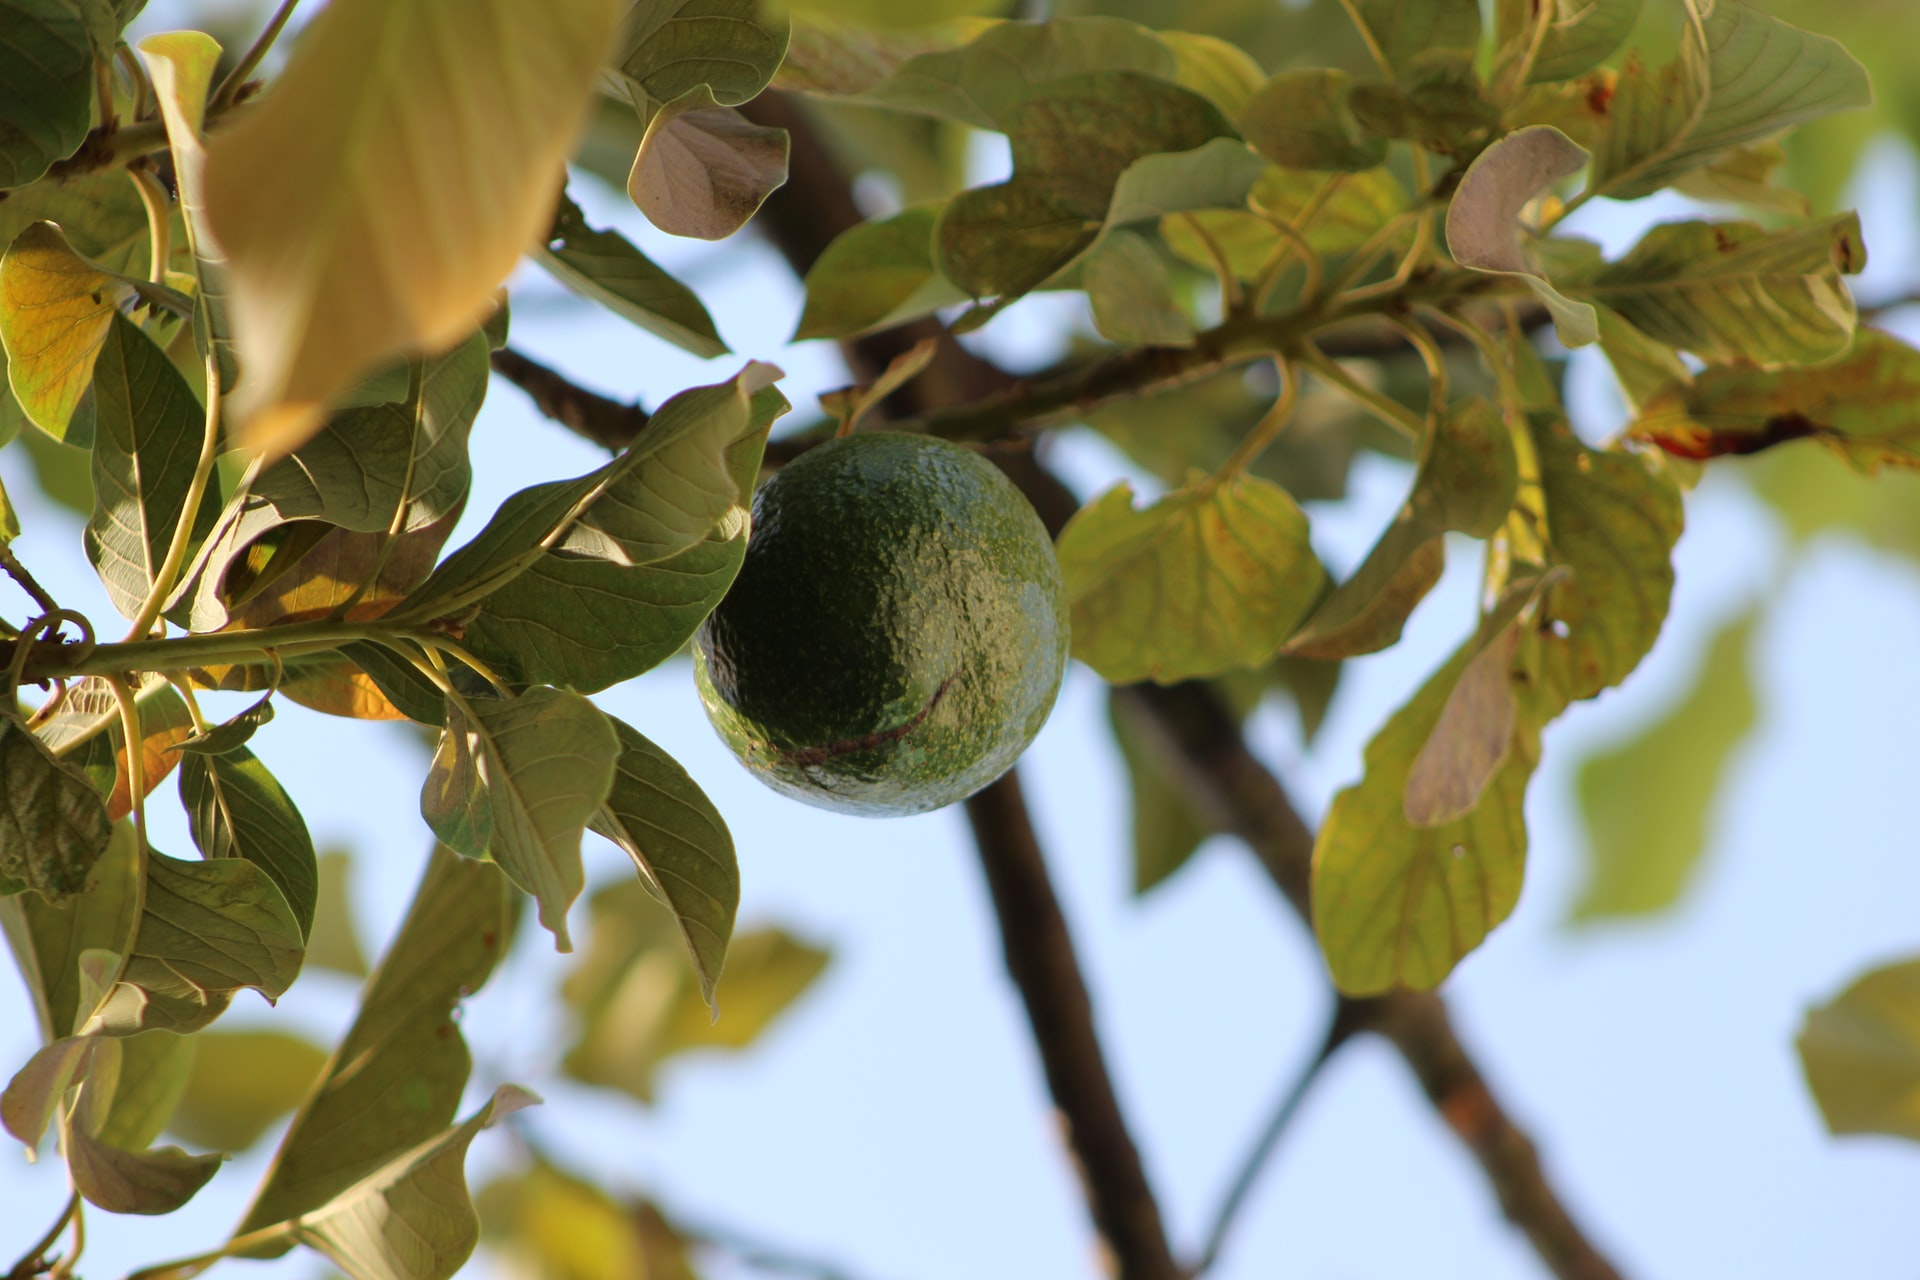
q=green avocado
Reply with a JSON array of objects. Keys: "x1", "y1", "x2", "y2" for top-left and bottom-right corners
[{"x1": 694, "y1": 431, "x2": 1069, "y2": 817}]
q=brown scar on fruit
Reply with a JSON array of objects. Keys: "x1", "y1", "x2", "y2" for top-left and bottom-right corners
[{"x1": 782, "y1": 675, "x2": 960, "y2": 766}]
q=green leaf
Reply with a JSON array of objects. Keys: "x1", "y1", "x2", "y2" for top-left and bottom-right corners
[
  {"x1": 1058, "y1": 473, "x2": 1328, "y2": 685},
  {"x1": 858, "y1": 16, "x2": 1175, "y2": 128},
  {"x1": 1745, "y1": 440, "x2": 1920, "y2": 564},
  {"x1": 175, "y1": 332, "x2": 487, "y2": 631},
  {"x1": 1312, "y1": 585, "x2": 1544, "y2": 995},
  {"x1": 1159, "y1": 29, "x2": 1264, "y2": 118},
  {"x1": 0, "y1": 820, "x2": 140, "y2": 1039},
  {"x1": 1523, "y1": 0, "x2": 1642, "y2": 84},
  {"x1": 1521, "y1": 414, "x2": 1684, "y2": 709},
  {"x1": 1102, "y1": 136, "x2": 1270, "y2": 227},
  {"x1": 291, "y1": 1084, "x2": 538, "y2": 1280},
  {"x1": 562, "y1": 881, "x2": 828, "y2": 1103},
  {"x1": 2, "y1": 1032, "x2": 98, "y2": 1148},
  {"x1": 1083, "y1": 229, "x2": 1194, "y2": 346},
  {"x1": 177, "y1": 689, "x2": 275, "y2": 756},
  {"x1": 588, "y1": 717, "x2": 738, "y2": 1009},
  {"x1": 1633, "y1": 330, "x2": 1920, "y2": 473},
  {"x1": 90, "y1": 1028, "x2": 194, "y2": 1151},
  {"x1": 794, "y1": 203, "x2": 968, "y2": 340},
  {"x1": 1799, "y1": 957, "x2": 1920, "y2": 1143},
  {"x1": 84, "y1": 312, "x2": 215, "y2": 621},
  {"x1": 1290, "y1": 398, "x2": 1517, "y2": 660},
  {"x1": 936, "y1": 179, "x2": 1098, "y2": 301},
  {"x1": 1595, "y1": 306, "x2": 1689, "y2": 413},
  {"x1": 1349, "y1": 0, "x2": 1482, "y2": 82},
  {"x1": 67, "y1": 1119, "x2": 222, "y2": 1215},
  {"x1": 0, "y1": 0, "x2": 94, "y2": 188},
  {"x1": 439, "y1": 374, "x2": 787, "y2": 693},
  {"x1": 179, "y1": 746, "x2": 319, "y2": 939},
  {"x1": 0, "y1": 170, "x2": 175, "y2": 278},
  {"x1": 200, "y1": 0, "x2": 624, "y2": 452},
  {"x1": 1570, "y1": 604, "x2": 1759, "y2": 922},
  {"x1": 1576, "y1": 214, "x2": 1863, "y2": 367},
  {"x1": 0, "y1": 221, "x2": 134, "y2": 439},
  {"x1": 774, "y1": 14, "x2": 967, "y2": 96},
  {"x1": 306, "y1": 849, "x2": 369, "y2": 978},
  {"x1": 1445, "y1": 126, "x2": 1598, "y2": 347},
  {"x1": 423, "y1": 688, "x2": 619, "y2": 951},
  {"x1": 95, "y1": 850, "x2": 305, "y2": 1036},
  {"x1": 535, "y1": 193, "x2": 726, "y2": 357},
  {"x1": 478, "y1": 1164, "x2": 696, "y2": 1280},
  {"x1": 1587, "y1": 5, "x2": 1871, "y2": 202},
  {"x1": 168, "y1": 1029, "x2": 327, "y2": 1153},
  {"x1": 1108, "y1": 690, "x2": 1212, "y2": 894},
  {"x1": 1668, "y1": 139, "x2": 1811, "y2": 219},
  {"x1": 0, "y1": 715, "x2": 112, "y2": 902},
  {"x1": 1238, "y1": 69, "x2": 1387, "y2": 171},
  {"x1": 239, "y1": 846, "x2": 513, "y2": 1236}
]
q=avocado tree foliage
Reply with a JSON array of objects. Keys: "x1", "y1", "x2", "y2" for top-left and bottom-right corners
[{"x1": 0, "y1": 0, "x2": 1917, "y2": 1276}]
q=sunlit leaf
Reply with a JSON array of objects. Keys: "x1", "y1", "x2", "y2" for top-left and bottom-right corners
[
  {"x1": 200, "y1": 0, "x2": 624, "y2": 452},
  {"x1": 1634, "y1": 330, "x2": 1920, "y2": 473},
  {"x1": 424, "y1": 688, "x2": 619, "y2": 951},
  {"x1": 0, "y1": 221, "x2": 133, "y2": 439},
  {"x1": 1587, "y1": 5, "x2": 1871, "y2": 202},
  {"x1": 1800, "y1": 956, "x2": 1920, "y2": 1143},
  {"x1": 85, "y1": 312, "x2": 215, "y2": 620},
  {"x1": 478, "y1": 1162, "x2": 685, "y2": 1280},
  {"x1": 1446, "y1": 125, "x2": 1597, "y2": 347},
  {"x1": 63, "y1": 679, "x2": 197, "y2": 822},
  {"x1": 0, "y1": 715, "x2": 112, "y2": 903},
  {"x1": 168, "y1": 1029, "x2": 327, "y2": 1153},
  {"x1": 1575, "y1": 214, "x2": 1862, "y2": 367},
  {"x1": 1059, "y1": 473, "x2": 1328, "y2": 684},
  {"x1": 240, "y1": 847, "x2": 513, "y2": 1236},
  {"x1": 179, "y1": 746, "x2": 319, "y2": 938},
  {"x1": 290, "y1": 1086, "x2": 538, "y2": 1280},
  {"x1": 1571, "y1": 604, "x2": 1759, "y2": 922},
  {"x1": 1290, "y1": 398, "x2": 1517, "y2": 660},
  {"x1": 177, "y1": 688, "x2": 275, "y2": 756},
  {"x1": 535, "y1": 193, "x2": 726, "y2": 357},
  {"x1": 589, "y1": 717, "x2": 737, "y2": 1008},
  {"x1": 0, "y1": 0, "x2": 94, "y2": 188}
]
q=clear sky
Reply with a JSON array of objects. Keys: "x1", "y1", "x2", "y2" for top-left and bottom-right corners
[{"x1": 4, "y1": 10, "x2": 1920, "y2": 1280}]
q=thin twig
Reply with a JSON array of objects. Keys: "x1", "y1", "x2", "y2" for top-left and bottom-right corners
[
  {"x1": 671, "y1": 1212, "x2": 881, "y2": 1280},
  {"x1": 964, "y1": 770, "x2": 1184, "y2": 1280},
  {"x1": 6, "y1": 1191, "x2": 77, "y2": 1280},
  {"x1": 0, "y1": 543, "x2": 60, "y2": 618},
  {"x1": 488, "y1": 346, "x2": 649, "y2": 452},
  {"x1": 211, "y1": 0, "x2": 302, "y2": 114},
  {"x1": 1191, "y1": 1003, "x2": 1363, "y2": 1276}
]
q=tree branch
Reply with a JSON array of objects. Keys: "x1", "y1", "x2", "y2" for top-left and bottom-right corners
[
  {"x1": 488, "y1": 346, "x2": 649, "y2": 452},
  {"x1": 964, "y1": 770, "x2": 1183, "y2": 1280},
  {"x1": 1116, "y1": 682, "x2": 1625, "y2": 1280}
]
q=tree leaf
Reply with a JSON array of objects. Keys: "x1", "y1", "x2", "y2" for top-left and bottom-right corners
[
  {"x1": 1570, "y1": 604, "x2": 1759, "y2": 922},
  {"x1": 62, "y1": 678, "x2": 198, "y2": 822},
  {"x1": 477, "y1": 1163, "x2": 691, "y2": 1280},
  {"x1": 1445, "y1": 125, "x2": 1598, "y2": 347},
  {"x1": 1523, "y1": 0, "x2": 1642, "y2": 84},
  {"x1": 200, "y1": 0, "x2": 624, "y2": 452},
  {"x1": 306, "y1": 849, "x2": 368, "y2": 978},
  {"x1": 2, "y1": 1032, "x2": 98, "y2": 1148},
  {"x1": 630, "y1": 105, "x2": 790, "y2": 242},
  {"x1": 1238, "y1": 69, "x2": 1387, "y2": 171},
  {"x1": 588, "y1": 717, "x2": 737, "y2": 1009},
  {"x1": 1633, "y1": 329, "x2": 1920, "y2": 472},
  {"x1": 1103, "y1": 136, "x2": 1270, "y2": 228},
  {"x1": 1058, "y1": 473, "x2": 1328, "y2": 684},
  {"x1": 426, "y1": 689, "x2": 619, "y2": 951},
  {"x1": 0, "y1": 0, "x2": 94, "y2": 188},
  {"x1": 1083, "y1": 229, "x2": 1194, "y2": 346},
  {"x1": 1159, "y1": 29, "x2": 1264, "y2": 118},
  {"x1": 95, "y1": 850, "x2": 304, "y2": 1036},
  {"x1": 775, "y1": 14, "x2": 968, "y2": 96},
  {"x1": 137, "y1": 30, "x2": 236, "y2": 391},
  {"x1": 1576, "y1": 214, "x2": 1862, "y2": 367},
  {"x1": 1595, "y1": 305, "x2": 1689, "y2": 413},
  {"x1": 67, "y1": 1119, "x2": 222, "y2": 1215},
  {"x1": 167, "y1": 1029, "x2": 327, "y2": 1153},
  {"x1": 1107, "y1": 690, "x2": 1213, "y2": 894},
  {"x1": 1799, "y1": 957, "x2": 1920, "y2": 1143},
  {"x1": 1669, "y1": 139, "x2": 1811, "y2": 219},
  {"x1": 290, "y1": 1084, "x2": 538, "y2": 1280},
  {"x1": 239, "y1": 847, "x2": 512, "y2": 1237},
  {"x1": 1349, "y1": 0, "x2": 1482, "y2": 82},
  {"x1": 794, "y1": 203, "x2": 968, "y2": 340},
  {"x1": 0, "y1": 821, "x2": 140, "y2": 1040},
  {"x1": 177, "y1": 689, "x2": 275, "y2": 756},
  {"x1": 1312, "y1": 587, "x2": 1544, "y2": 995},
  {"x1": 534, "y1": 193, "x2": 726, "y2": 357},
  {"x1": 935, "y1": 179, "x2": 1098, "y2": 301},
  {"x1": 1290, "y1": 397, "x2": 1517, "y2": 660},
  {"x1": 562, "y1": 881, "x2": 828, "y2": 1103},
  {"x1": 0, "y1": 221, "x2": 134, "y2": 439},
  {"x1": 179, "y1": 746, "x2": 319, "y2": 938},
  {"x1": 84, "y1": 312, "x2": 215, "y2": 620},
  {"x1": 1521, "y1": 414, "x2": 1683, "y2": 709},
  {"x1": 90, "y1": 1028, "x2": 194, "y2": 1152},
  {"x1": 1587, "y1": 5, "x2": 1871, "y2": 202},
  {"x1": 0, "y1": 715, "x2": 112, "y2": 903}
]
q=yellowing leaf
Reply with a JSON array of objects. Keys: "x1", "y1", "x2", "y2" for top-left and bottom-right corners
[
  {"x1": 1800, "y1": 956, "x2": 1920, "y2": 1143},
  {"x1": 168, "y1": 1029, "x2": 328, "y2": 1153},
  {"x1": 1633, "y1": 329, "x2": 1920, "y2": 473},
  {"x1": 1058, "y1": 474, "x2": 1328, "y2": 685},
  {"x1": 201, "y1": 0, "x2": 624, "y2": 453},
  {"x1": 1158, "y1": 29, "x2": 1264, "y2": 119},
  {"x1": 478, "y1": 1164, "x2": 691, "y2": 1280},
  {"x1": 0, "y1": 221, "x2": 134, "y2": 439},
  {"x1": 1446, "y1": 126, "x2": 1597, "y2": 347}
]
